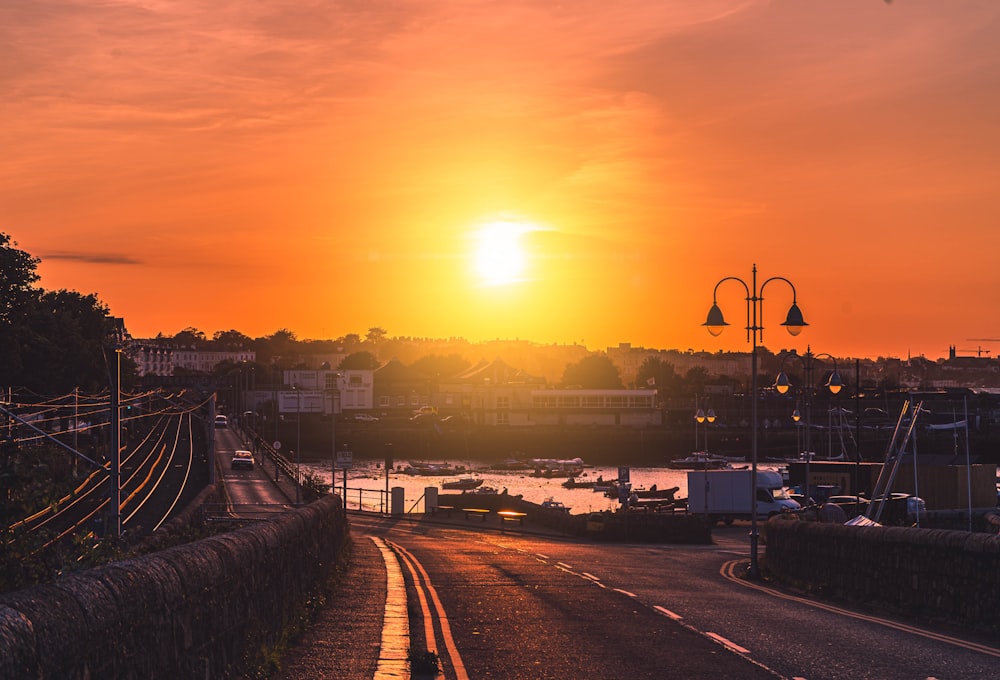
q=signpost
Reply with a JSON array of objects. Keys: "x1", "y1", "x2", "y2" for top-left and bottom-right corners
[
  {"x1": 272, "y1": 441, "x2": 282, "y2": 481},
  {"x1": 336, "y1": 450, "x2": 353, "y2": 510}
]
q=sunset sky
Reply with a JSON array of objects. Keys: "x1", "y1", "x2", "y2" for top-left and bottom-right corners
[{"x1": 3, "y1": 1, "x2": 1000, "y2": 360}]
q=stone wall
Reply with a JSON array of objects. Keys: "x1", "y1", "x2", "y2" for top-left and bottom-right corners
[
  {"x1": 764, "y1": 518, "x2": 1000, "y2": 631},
  {"x1": 0, "y1": 495, "x2": 349, "y2": 679}
]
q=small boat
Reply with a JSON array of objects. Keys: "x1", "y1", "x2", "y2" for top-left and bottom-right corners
[
  {"x1": 442, "y1": 476, "x2": 483, "y2": 490},
  {"x1": 634, "y1": 485, "x2": 679, "y2": 500},
  {"x1": 562, "y1": 477, "x2": 596, "y2": 489},
  {"x1": 667, "y1": 452, "x2": 730, "y2": 470},
  {"x1": 541, "y1": 497, "x2": 571, "y2": 513},
  {"x1": 469, "y1": 485, "x2": 498, "y2": 495}
]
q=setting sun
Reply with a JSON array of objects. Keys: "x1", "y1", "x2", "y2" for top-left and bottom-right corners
[{"x1": 472, "y1": 220, "x2": 529, "y2": 286}]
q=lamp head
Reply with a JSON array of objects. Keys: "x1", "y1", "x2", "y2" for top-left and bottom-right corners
[
  {"x1": 703, "y1": 303, "x2": 728, "y2": 337},
  {"x1": 826, "y1": 370, "x2": 843, "y2": 395},
  {"x1": 774, "y1": 370, "x2": 791, "y2": 395},
  {"x1": 792, "y1": 408, "x2": 801, "y2": 422},
  {"x1": 706, "y1": 408, "x2": 716, "y2": 423},
  {"x1": 695, "y1": 408, "x2": 706, "y2": 424},
  {"x1": 781, "y1": 303, "x2": 807, "y2": 337}
]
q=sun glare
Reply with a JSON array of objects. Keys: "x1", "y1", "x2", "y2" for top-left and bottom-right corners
[{"x1": 473, "y1": 220, "x2": 528, "y2": 286}]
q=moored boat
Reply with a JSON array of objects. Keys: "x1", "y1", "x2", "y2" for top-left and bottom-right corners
[
  {"x1": 667, "y1": 452, "x2": 730, "y2": 470},
  {"x1": 442, "y1": 476, "x2": 483, "y2": 490},
  {"x1": 541, "y1": 497, "x2": 571, "y2": 513}
]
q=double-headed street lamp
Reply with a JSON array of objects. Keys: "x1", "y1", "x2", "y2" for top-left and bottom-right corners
[
  {"x1": 694, "y1": 400, "x2": 716, "y2": 453},
  {"x1": 704, "y1": 264, "x2": 807, "y2": 579},
  {"x1": 774, "y1": 347, "x2": 842, "y2": 504}
]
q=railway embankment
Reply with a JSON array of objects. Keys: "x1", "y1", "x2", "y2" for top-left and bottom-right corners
[{"x1": 0, "y1": 494, "x2": 349, "y2": 679}]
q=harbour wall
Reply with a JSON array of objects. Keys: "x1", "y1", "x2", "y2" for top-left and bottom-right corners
[
  {"x1": 764, "y1": 518, "x2": 1000, "y2": 632},
  {"x1": 0, "y1": 495, "x2": 349, "y2": 679}
]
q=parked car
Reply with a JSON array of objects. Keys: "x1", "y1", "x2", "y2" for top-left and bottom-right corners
[
  {"x1": 214, "y1": 414, "x2": 228, "y2": 428},
  {"x1": 353, "y1": 413, "x2": 379, "y2": 422},
  {"x1": 231, "y1": 450, "x2": 254, "y2": 470}
]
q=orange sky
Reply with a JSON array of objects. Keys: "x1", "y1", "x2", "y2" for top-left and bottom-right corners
[{"x1": 3, "y1": 1, "x2": 1000, "y2": 360}]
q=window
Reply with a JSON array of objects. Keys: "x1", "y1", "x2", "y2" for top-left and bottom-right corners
[{"x1": 496, "y1": 396, "x2": 510, "y2": 409}]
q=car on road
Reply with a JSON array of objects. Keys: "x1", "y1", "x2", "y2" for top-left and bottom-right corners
[
  {"x1": 231, "y1": 450, "x2": 254, "y2": 470},
  {"x1": 353, "y1": 413, "x2": 379, "y2": 422},
  {"x1": 214, "y1": 414, "x2": 228, "y2": 428}
]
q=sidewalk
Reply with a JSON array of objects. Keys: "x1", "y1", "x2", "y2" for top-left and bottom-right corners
[{"x1": 275, "y1": 533, "x2": 389, "y2": 680}]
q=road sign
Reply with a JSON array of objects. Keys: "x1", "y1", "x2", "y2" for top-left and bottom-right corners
[
  {"x1": 618, "y1": 466, "x2": 630, "y2": 483},
  {"x1": 335, "y1": 450, "x2": 353, "y2": 469}
]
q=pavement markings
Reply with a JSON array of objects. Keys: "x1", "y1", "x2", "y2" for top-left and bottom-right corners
[
  {"x1": 706, "y1": 632, "x2": 751, "y2": 654},
  {"x1": 389, "y1": 541, "x2": 470, "y2": 680},
  {"x1": 653, "y1": 605, "x2": 682, "y2": 620},
  {"x1": 393, "y1": 545, "x2": 438, "y2": 661}
]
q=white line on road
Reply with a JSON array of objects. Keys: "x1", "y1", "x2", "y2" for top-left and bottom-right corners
[
  {"x1": 613, "y1": 588, "x2": 637, "y2": 598},
  {"x1": 653, "y1": 605, "x2": 682, "y2": 620},
  {"x1": 706, "y1": 632, "x2": 750, "y2": 654}
]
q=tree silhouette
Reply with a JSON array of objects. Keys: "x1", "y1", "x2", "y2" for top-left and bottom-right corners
[{"x1": 560, "y1": 354, "x2": 623, "y2": 389}]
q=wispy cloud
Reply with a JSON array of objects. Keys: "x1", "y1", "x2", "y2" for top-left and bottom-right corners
[{"x1": 41, "y1": 252, "x2": 142, "y2": 266}]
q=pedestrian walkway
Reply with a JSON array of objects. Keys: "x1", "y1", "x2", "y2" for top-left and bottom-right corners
[{"x1": 275, "y1": 534, "x2": 396, "y2": 680}]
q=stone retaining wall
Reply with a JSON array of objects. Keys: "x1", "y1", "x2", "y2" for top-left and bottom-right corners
[
  {"x1": 0, "y1": 495, "x2": 349, "y2": 679},
  {"x1": 764, "y1": 518, "x2": 1000, "y2": 631}
]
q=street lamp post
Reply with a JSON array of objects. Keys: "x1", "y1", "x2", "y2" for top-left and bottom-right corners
[
  {"x1": 703, "y1": 264, "x2": 807, "y2": 579},
  {"x1": 294, "y1": 384, "x2": 301, "y2": 505},
  {"x1": 329, "y1": 372, "x2": 342, "y2": 498},
  {"x1": 774, "y1": 347, "x2": 842, "y2": 504}
]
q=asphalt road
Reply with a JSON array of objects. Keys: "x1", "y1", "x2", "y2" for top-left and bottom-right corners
[{"x1": 351, "y1": 514, "x2": 1000, "y2": 680}]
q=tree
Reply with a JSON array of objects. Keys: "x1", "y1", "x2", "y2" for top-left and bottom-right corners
[
  {"x1": 339, "y1": 351, "x2": 380, "y2": 370},
  {"x1": 212, "y1": 329, "x2": 252, "y2": 351},
  {"x1": 0, "y1": 233, "x2": 39, "y2": 324},
  {"x1": 0, "y1": 234, "x2": 121, "y2": 393},
  {"x1": 17, "y1": 290, "x2": 118, "y2": 393},
  {"x1": 560, "y1": 354, "x2": 623, "y2": 389},
  {"x1": 171, "y1": 327, "x2": 206, "y2": 348},
  {"x1": 636, "y1": 356, "x2": 679, "y2": 393},
  {"x1": 365, "y1": 327, "x2": 387, "y2": 345},
  {"x1": 684, "y1": 366, "x2": 710, "y2": 396}
]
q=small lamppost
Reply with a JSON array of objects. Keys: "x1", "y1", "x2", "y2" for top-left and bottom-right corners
[
  {"x1": 695, "y1": 402, "x2": 717, "y2": 454},
  {"x1": 703, "y1": 264, "x2": 807, "y2": 579},
  {"x1": 774, "y1": 347, "x2": 842, "y2": 504}
]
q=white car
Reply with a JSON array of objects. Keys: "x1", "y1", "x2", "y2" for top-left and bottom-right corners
[
  {"x1": 231, "y1": 450, "x2": 254, "y2": 470},
  {"x1": 214, "y1": 414, "x2": 228, "y2": 428},
  {"x1": 353, "y1": 413, "x2": 379, "y2": 422}
]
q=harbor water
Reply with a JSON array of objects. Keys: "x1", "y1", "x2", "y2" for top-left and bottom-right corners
[{"x1": 301, "y1": 459, "x2": 787, "y2": 514}]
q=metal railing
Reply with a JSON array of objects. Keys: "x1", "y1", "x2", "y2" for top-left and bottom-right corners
[{"x1": 341, "y1": 486, "x2": 428, "y2": 514}]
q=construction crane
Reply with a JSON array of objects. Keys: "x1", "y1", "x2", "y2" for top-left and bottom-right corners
[
  {"x1": 946, "y1": 345, "x2": 991, "y2": 358},
  {"x1": 965, "y1": 339, "x2": 1000, "y2": 357}
]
